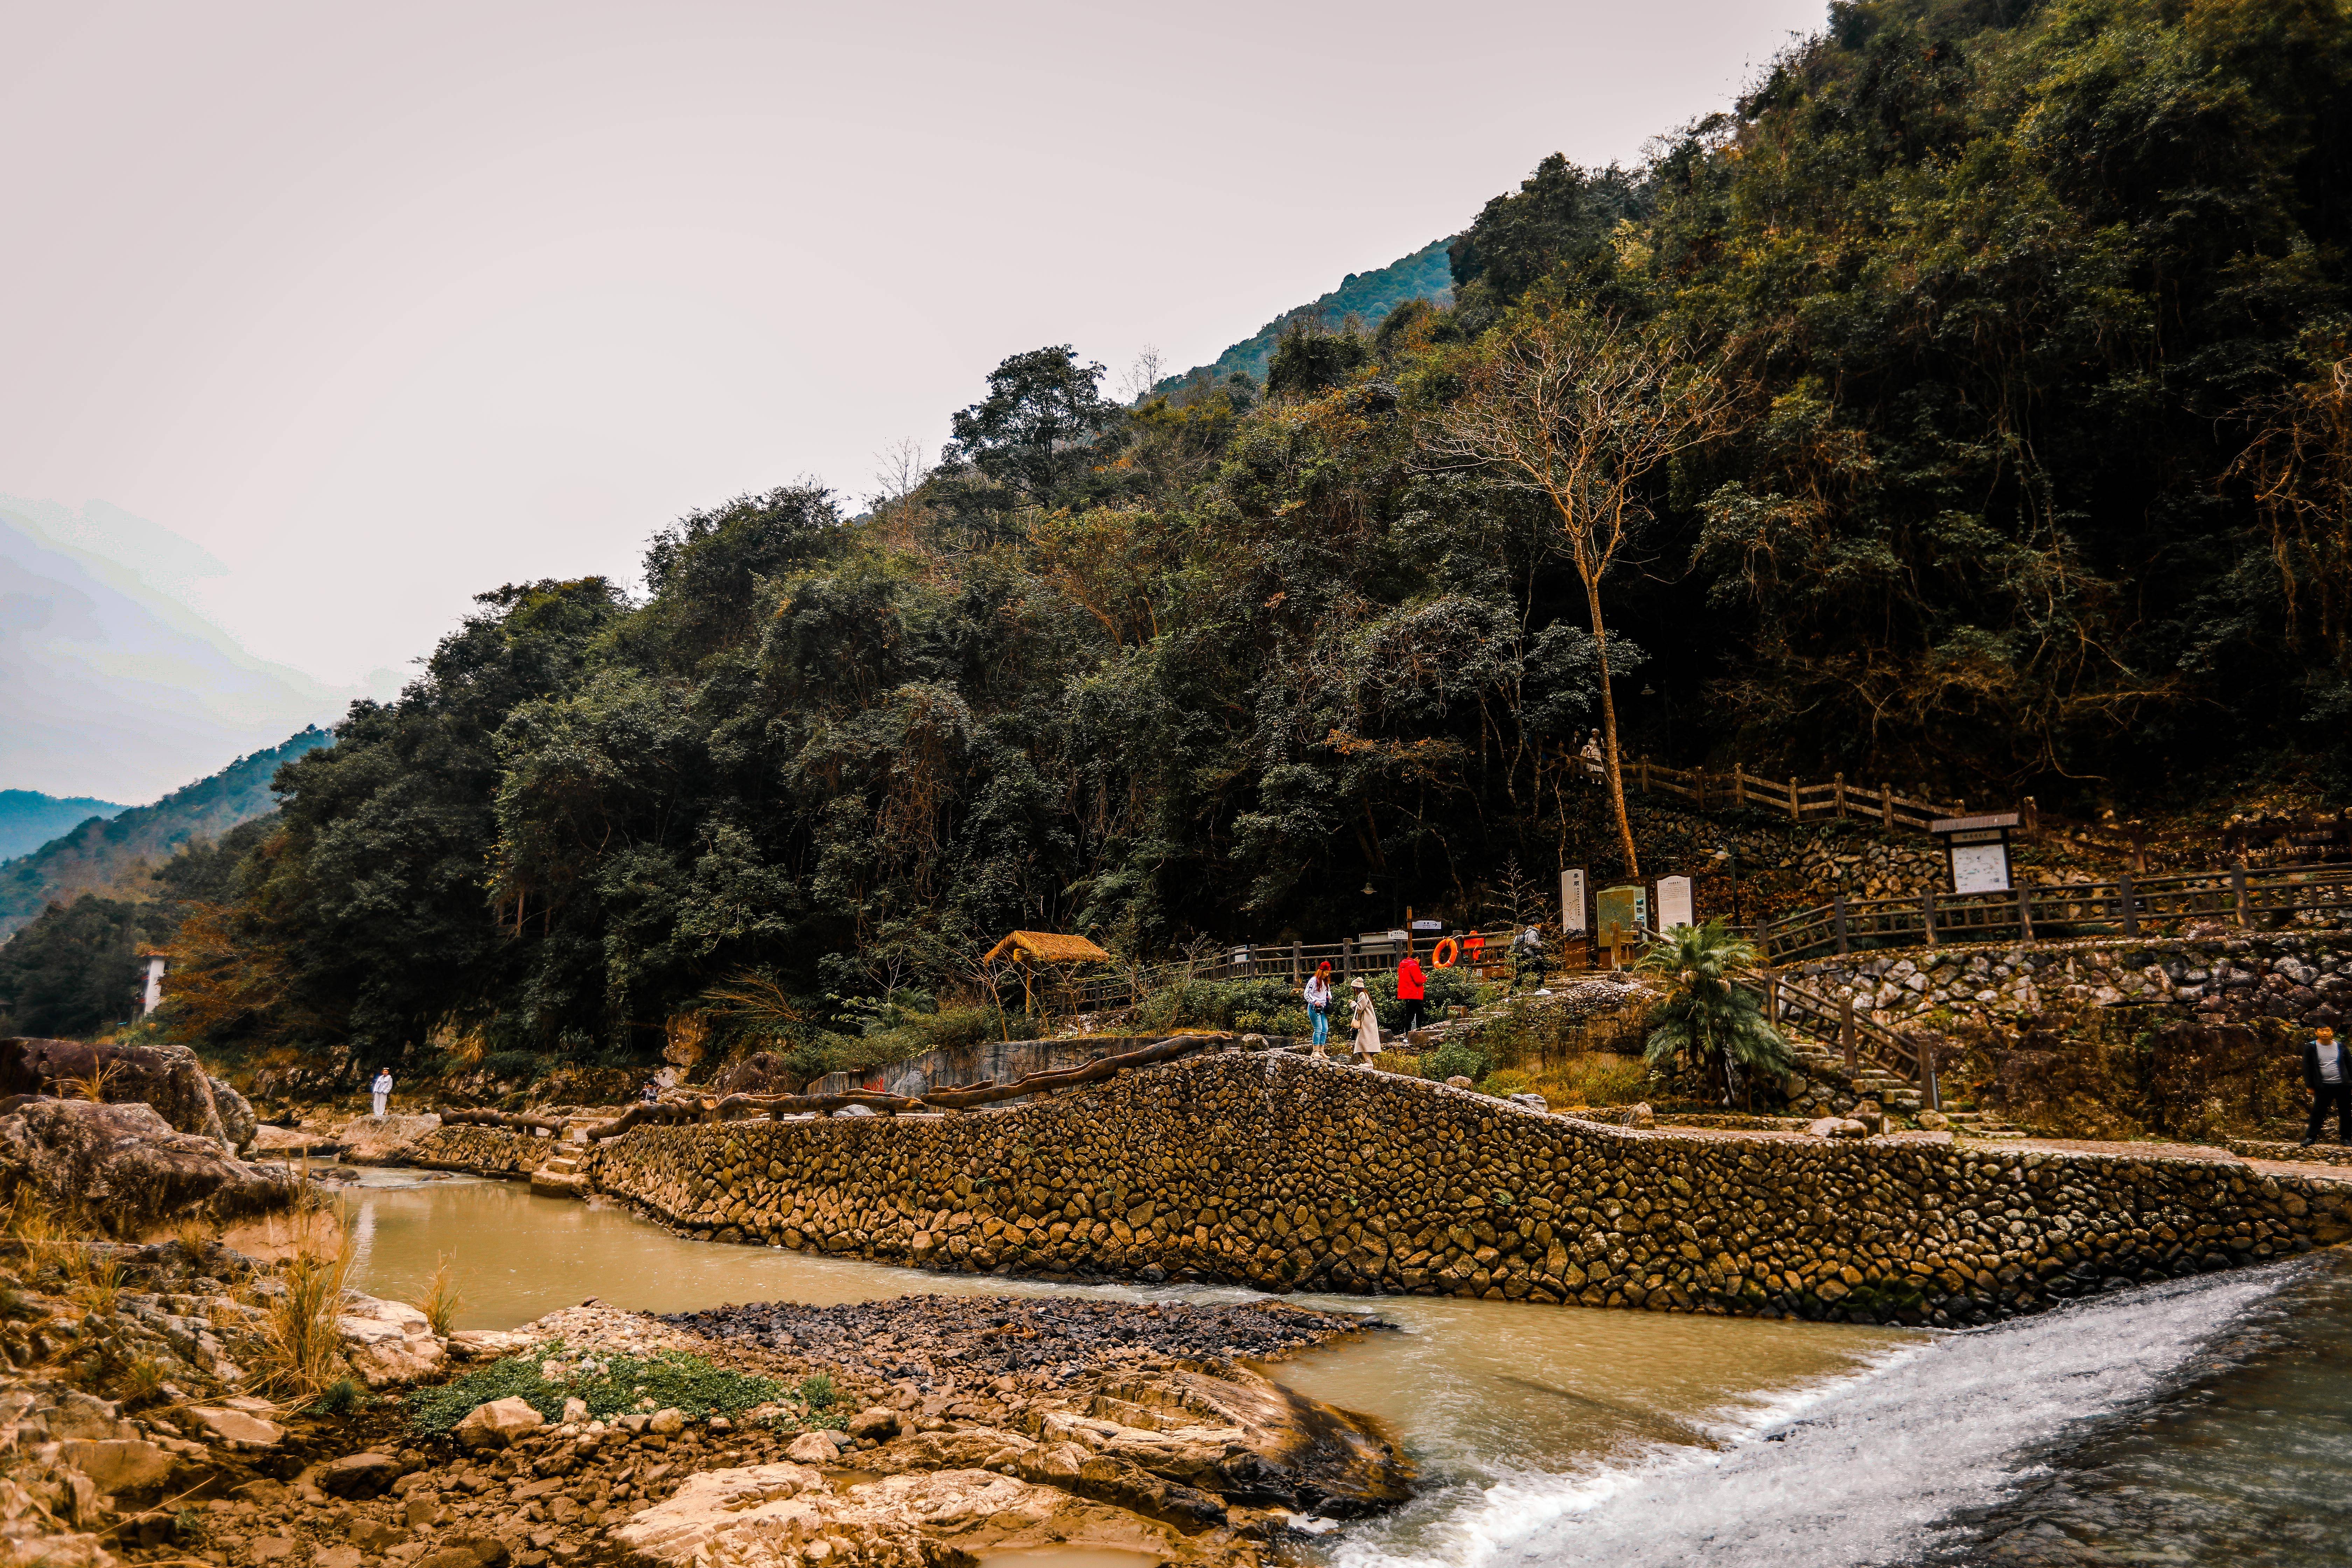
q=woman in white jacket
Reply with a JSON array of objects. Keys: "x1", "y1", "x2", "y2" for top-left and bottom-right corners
[
  {"x1": 1349, "y1": 978, "x2": 1382, "y2": 1063},
  {"x1": 1303, "y1": 963, "x2": 1334, "y2": 1055}
]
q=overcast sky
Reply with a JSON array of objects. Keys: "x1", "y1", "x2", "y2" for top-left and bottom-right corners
[{"x1": 3, "y1": 0, "x2": 1826, "y2": 698}]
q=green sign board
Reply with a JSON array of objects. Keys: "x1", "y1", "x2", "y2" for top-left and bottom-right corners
[{"x1": 1595, "y1": 884, "x2": 1648, "y2": 948}]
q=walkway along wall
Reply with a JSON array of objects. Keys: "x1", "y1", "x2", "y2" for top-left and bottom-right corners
[{"x1": 576, "y1": 1052, "x2": 2352, "y2": 1328}]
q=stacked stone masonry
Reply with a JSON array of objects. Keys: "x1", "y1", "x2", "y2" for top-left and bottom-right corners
[
  {"x1": 1792, "y1": 931, "x2": 2352, "y2": 1031},
  {"x1": 537, "y1": 1052, "x2": 2352, "y2": 1328},
  {"x1": 408, "y1": 1124, "x2": 566, "y2": 1176}
]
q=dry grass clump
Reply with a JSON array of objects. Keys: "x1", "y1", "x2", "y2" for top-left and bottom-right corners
[
  {"x1": 1483, "y1": 1052, "x2": 1657, "y2": 1109},
  {"x1": 244, "y1": 1187, "x2": 356, "y2": 1401},
  {"x1": 410, "y1": 1253, "x2": 463, "y2": 1337}
]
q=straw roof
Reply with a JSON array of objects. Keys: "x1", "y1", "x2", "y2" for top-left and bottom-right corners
[{"x1": 982, "y1": 930, "x2": 1113, "y2": 965}]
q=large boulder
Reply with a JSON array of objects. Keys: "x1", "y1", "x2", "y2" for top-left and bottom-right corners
[
  {"x1": 338, "y1": 1114, "x2": 443, "y2": 1167},
  {"x1": 336, "y1": 1293, "x2": 447, "y2": 1388},
  {"x1": 206, "y1": 1076, "x2": 258, "y2": 1154},
  {"x1": 712, "y1": 1052, "x2": 805, "y2": 1097},
  {"x1": 0, "y1": 1098, "x2": 295, "y2": 1237},
  {"x1": 0, "y1": 1039, "x2": 249, "y2": 1150}
]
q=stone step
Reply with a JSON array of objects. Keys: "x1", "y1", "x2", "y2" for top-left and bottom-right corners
[
  {"x1": 540, "y1": 1155, "x2": 580, "y2": 1175},
  {"x1": 530, "y1": 1168, "x2": 590, "y2": 1199}
]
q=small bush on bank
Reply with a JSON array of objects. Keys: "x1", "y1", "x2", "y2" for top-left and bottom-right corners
[
  {"x1": 1424, "y1": 1040, "x2": 1491, "y2": 1082},
  {"x1": 406, "y1": 1340, "x2": 792, "y2": 1435}
]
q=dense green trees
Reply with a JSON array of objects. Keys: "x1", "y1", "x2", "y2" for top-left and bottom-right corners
[{"x1": 153, "y1": 0, "x2": 2352, "y2": 1066}]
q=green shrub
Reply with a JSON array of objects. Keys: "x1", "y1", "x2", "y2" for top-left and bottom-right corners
[
  {"x1": 1426, "y1": 1041, "x2": 1491, "y2": 1082},
  {"x1": 478, "y1": 1050, "x2": 544, "y2": 1082},
  {"x1": 307, "y1": 1376, "x2": 368, "y2": 1415},
  {"x1": 405, "y1": 1341, "x2": 787, "y2": 1435}
]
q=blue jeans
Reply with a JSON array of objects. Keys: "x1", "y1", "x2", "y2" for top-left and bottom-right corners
[{"x1": 1309, "y1": 1006, "x2": 1329, "y2": 1046}]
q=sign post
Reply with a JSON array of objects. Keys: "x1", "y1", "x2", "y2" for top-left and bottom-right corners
[
  {"x1": 1595, "y1": 884, "x2": 1648, "y2": 968},
  {"x1": 1655, "y1": 875, "x2": 1694, "y2": 933},
  {"x1": 1930, "y1": 812, "x2": 2021, "y2": 894},
  {"x1": 1560, "y1": 869, "x2": 1588, "y2": 936}
]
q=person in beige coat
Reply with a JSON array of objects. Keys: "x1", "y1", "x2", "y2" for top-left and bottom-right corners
[{"x1": 1349, "y1": 977, "x2": 1382, "y2": 1063}]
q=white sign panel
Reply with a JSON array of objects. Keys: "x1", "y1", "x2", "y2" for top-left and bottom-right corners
[
  {"x1": 1950, "y1": 842, "x2": 2012, "y2": 894},
  {"x1": 1560, "y1": 869, "x2": 1588, "y2": 932},
  {"x1": 1656, "y1": 875, "x2": 1694, "y2": 932}
]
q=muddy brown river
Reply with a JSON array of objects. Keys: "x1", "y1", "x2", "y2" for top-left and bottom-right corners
[{"x1": 340, "y1": 1168, "x2": 2352, "y2": 1568}]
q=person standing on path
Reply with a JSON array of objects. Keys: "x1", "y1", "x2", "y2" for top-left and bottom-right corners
[
  {"x1": 1514, "y1": 925, "x2": 1548, "y2": 991},
  {"x1": 1349, "y1": 978, "x2": 1382, "y2": 1062},
  {"x1": 371, "y1": 1067, "x2": 393, "y2": 1118},
  {"x1": 1396, "y1": 948, "x2": 1428, "y2": 1037},
  {"x1": 2304, "y1": 1024, "x2": 2350, "y2": 1146},
  {"x1": 1303, "y1": 962, "x2": 1334, "y2": 1055}
]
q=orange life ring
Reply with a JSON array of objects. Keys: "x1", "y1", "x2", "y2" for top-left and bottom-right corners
[{"x1": 1431, "y1": 937, "x2": 1461, "y2": 969}]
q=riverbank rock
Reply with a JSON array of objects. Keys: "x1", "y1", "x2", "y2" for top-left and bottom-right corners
[
  {"x1": 336, "y1": 1293, "x2": 447, "y2": 1387},
  {"x1": 337, "y1": 1114, "x2": 443, "y2": 1166},
  {"x1": 0, "y1": 1038, "x2": 253, "y2": 1152},
  {"x1": 0, "y1": 1098, "x2": 296, "y2": 1236},
  {"x1": 451, "y1": 1397, "x2": 543, "y2": 1450},
  {"x1": 615, "y1": 1462, "x2": 1223, "y2": 1568}
]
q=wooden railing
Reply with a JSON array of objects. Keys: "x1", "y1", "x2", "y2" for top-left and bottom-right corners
[
  {"x1": 1599, "y1": 754, "x2": 1983, "y2": 837},
  {"x1": 1747, "y1": 972, "x2": 1939, "y2": 1110},
  {"x1": 1057, "y1": 926, "x2": 1531, "y2": 1011},
  {"x1": 1752, "y1": 861, "x2": 2352, "y2": 962}
]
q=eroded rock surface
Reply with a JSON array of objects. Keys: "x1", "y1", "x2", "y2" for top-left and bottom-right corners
[
  {"x1": 0, "y1": 1040, "x2": 251, "y2": 1152},
  {"x1": 0, "y1": 1098, "x2": 294, "y2": 1236}
]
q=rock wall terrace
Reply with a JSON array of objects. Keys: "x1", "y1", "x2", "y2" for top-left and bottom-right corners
[{"x1": 570, "y1": 1052, "x2": 2352, "y2": 1327}]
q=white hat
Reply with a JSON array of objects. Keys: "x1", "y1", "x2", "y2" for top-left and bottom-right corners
[{"x1": 1351, "y1": 976, "x2": 1367, "y2": 989}]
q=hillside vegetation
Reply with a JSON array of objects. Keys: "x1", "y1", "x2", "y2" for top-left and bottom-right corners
[
  {"x1": 156, "y1": 0, "x2": 2352, "y2": 1070},
  {"x1": 0, "y1": 728, "x2": 329, "y2": 938},
  {"x1": 0, "y1": 791, "x2": 123, "y2": 862},
  {"x1": 1156, "y1": 238, "x2": 1456, "y2": 391}
]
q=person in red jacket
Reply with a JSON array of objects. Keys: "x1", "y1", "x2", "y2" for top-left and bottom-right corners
[{"x1": 1396, "y1": 949, "x2": 1428, "y2": 1036}]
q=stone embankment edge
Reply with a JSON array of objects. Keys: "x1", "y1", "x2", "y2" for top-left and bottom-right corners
[{"x1": 424, "y1": 1052, "x2": 2352, "y2": 1327}]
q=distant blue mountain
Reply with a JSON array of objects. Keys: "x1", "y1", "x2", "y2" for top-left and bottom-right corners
[
  {"x1": 0, "y1": 791, "x2": 124, "y2": 861},
  {"x1": 1158, "y1": 237, "x2": 1457, "y2": 392}
]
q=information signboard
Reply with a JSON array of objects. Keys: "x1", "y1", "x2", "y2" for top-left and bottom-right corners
[
  {"x1": 1656, "y1": 875, "x2": 1694, "y2": 931},
  {"x1": 1560, "y1": 869, "x2": 1588, "y2": 933}
]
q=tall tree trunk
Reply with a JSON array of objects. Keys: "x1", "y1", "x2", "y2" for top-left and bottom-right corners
[{"x1": 1583, "y1": 572, "x2": 1642, "y2": 883}]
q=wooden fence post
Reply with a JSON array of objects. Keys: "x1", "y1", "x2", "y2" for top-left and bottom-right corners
[
  {"x1": 1834, "y1": 772, "x2": 1847, "y2": 818},
  {"x1": 2116, "y1": 875, "x2": 2136, "y2": 938},
  {"x1": 1922, "y1": 888, "x2": 1938, "y2": 947},
  {"x1": 1834, "y1": 894, "x2": 1850, "y2": 955},
  {"x1": 1342, "y1": 937, "x2": 1355, "y2": 978},
  {"x1": 2016, "y1": 884, "x2": 2035, "y2": 941},
  {"x1": 1290, "y1": 938, "x2": 1302, "y2": 980},
  {"x1": 2233, "y1": 865, "x2": 2250, "y2": 926},
  {"x1": 1734, "y1": 765, "x2": 1746, "y2": 808},
  {"x1": 1920, "y1": 1039, "x2": 1940, "y2": 1112},
  {"x1": 1881, "y1": 782, "x2": 1893, "y2": 827},
  {"x1": 1841, "y1": 993, "x2": 1856, "y2": 1073},
  {"x1": 1765, "y1": 973, "x2": 1779, "y2": 1023},
  {"x1": 1789, "y1": 777, "x2": 1800, "y2": 823},
  {"x1": 1640, "y1": 755, "x2": 1651, "y2": 794}
]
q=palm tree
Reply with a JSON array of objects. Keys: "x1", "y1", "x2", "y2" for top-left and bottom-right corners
[{"x1": 1636, "y1": 919, "x2": 1791, "y2": 1105}]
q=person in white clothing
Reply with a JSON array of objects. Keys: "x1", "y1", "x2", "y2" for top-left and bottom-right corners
[
  {"x1": 1303, "y1": 964, "x2": 1334, "y2": 1055},
  {"x1": 2304, "y1": 1024, "x2": 2349, "y2": 1146},
  {"x1": 1349, "y1": 978, "x2": 1382, "y2": 1062},
  {"x1": 371, "y1": 1068, "x2": 393, "y2": 1118}
]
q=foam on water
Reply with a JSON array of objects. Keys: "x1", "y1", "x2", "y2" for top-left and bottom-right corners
[{"x1": 1329, "y1": 1265, "x2": 2300, "y2": 1568}]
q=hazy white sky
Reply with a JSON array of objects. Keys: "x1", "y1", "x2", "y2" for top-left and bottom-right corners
[{"x1": 2, "y1": 0, "x2": 1826, "y2": 693}]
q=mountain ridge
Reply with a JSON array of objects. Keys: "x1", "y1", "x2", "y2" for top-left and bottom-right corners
[{"x1": 0, "y1": 790, "x2": 125, "y2": 862}]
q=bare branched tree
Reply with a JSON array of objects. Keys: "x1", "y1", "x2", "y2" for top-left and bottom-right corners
[
  {"x1": 1121, "y1": 344, "x2": 1166, "y2": 405},
  {"x1": 1432, "y1": 304, "x2": 1737, "y2": 880},
  {"x1": 871, "y1": 438, "x2": 931, "y2": 511}
]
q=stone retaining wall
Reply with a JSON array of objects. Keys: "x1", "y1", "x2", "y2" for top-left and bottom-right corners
[
  {"x1": 407, "y1": 1124, "x2": 565, "y2": 1176},
  {"x1": 579, "y1": 1051, "x2": 2352, "y2": 1327},
  {"x1": 1791, "y1": 931, "x2": 2352, "y2": 1032}
]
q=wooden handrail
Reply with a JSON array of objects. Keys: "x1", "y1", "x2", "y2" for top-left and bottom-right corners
[{"x1": 1753, "y1": 860, "x2": 2352, "y2": 962}]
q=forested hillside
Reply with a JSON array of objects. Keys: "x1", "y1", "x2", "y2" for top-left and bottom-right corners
[
  {"x1": 0, "y1": 729, "x2": 329, "y2": 938},
  {"x1": 160, "y1": 0, "x2": 2352, "y2": 1069},
  {"x1": 1156, "y1": 238, "x2": 1456, "y2": 391},
  {"x1": 0, "y1": 791, "x2": 123, "y2": 861}
]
